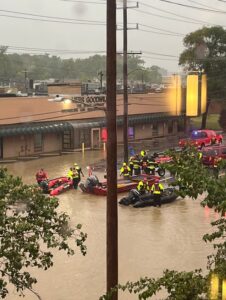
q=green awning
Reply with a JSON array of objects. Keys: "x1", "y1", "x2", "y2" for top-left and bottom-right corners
[
  {"x1": 0, "y1": 121, "x2": 73, "y2": 137},
  {"x1": 0, "y1": 114, "x2": 185, "y2": 137},
  {"x1": 69, "y1": 113, "x2": 184, "y2": 129}
]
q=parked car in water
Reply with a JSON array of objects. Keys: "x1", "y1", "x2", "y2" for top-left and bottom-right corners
[{"x1": 201, "y1": 145, "x2": 226, "y2": 166}]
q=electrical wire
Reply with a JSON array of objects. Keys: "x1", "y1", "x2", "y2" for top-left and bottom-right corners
[
  {"x1": 139, "y1": 2, "x2": 224, "y2": 27},
  {"x1": 61, "y1": 0, "x2": 105, "y2": 4},
  {"x1": 134, "y1": 8, "x2": 208, "y2": 26},
  {"x1": 6, "y1": 46, "x2": 106, "y2": 55},
  {"x1": 0, "y1": 13, "x2": 107, "y2": 26},
  {"x1": 187, "y1": 0, "x2": 226, "y2": 10},
  {"x1": 139, "y1": 28, "x2": 183, "y2": 37},
  {"x1": 139, "y1": 23, "x2": 184, "y2": 36},
  {"x1": 0, "y1": 9, "x2": 105, "y2": 24},
  {"x1": 159, "y1": 0, "x2": 226, "y2": 14},
  {"x1": 143, "y1": 51, "x2": 179, "y2": 58},
  {"x1": 142, "y1": 55, "x2": 178, "y2": 61}
]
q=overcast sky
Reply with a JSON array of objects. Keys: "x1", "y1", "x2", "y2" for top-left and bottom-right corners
[{"x1": 1, "y1": 0, "x2": 226, "y2": 73}]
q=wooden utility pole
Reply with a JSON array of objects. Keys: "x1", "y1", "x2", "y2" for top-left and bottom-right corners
[
  {"x1": 123, "y1": 0, "x2": 129, "y2": 163},
  {"x1": 106, "y1": 0, "x2": 118, "y2": 299}
]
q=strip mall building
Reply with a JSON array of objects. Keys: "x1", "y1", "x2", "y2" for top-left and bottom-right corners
[{"x1": 0, "y1": 83, "x2": 188, "y2": 160}]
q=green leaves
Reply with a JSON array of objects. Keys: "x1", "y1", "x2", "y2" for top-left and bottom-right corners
[
  {"x1": 100, "y1": 270, "x2": 208, "y2": 300},
  {"x1": 179, "y1": 26, "x2": 226, "y2": 99},
  {"x1": 0, "y1": 168, "x2": 87, "y2": 298}
]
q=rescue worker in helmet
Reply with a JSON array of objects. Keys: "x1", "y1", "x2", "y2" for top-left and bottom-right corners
[
  {"x1": 140, "y1": 150, "x2": 147, "y2": 158},
  {"x1": 132, "y1": 154, "x2": 141, "y2": 176},
  {"x1": 120, "y1": 162, "x2": 131, "y2": 179},
  {"x1": 151, "y1": 179, "x2": 164, "y2": 207},
  {"x1": 140, "y1": 150, "x2": 149, "y2": 165},
  {"x1": 68, "y1": 167, "x2": 80, "y2": 189},
  {"x1": 136, "y1": 179, "x2": 149, "y2": 196},
  {"x1": 128, "y1": 156, "x2": 135, "y2": 176},
  {"x1": 74, "y1": 163, "x2": 84, "y2": 181}
]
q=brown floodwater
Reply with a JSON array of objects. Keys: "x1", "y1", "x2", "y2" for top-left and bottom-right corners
[{"x1": 4, "y1": 150, "x2": 217, "y2": 300}]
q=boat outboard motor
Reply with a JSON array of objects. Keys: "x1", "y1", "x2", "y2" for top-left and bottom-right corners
[
  {"x1": 129, "y1": 189, "x2": 141, "y2": 204},
  {"x1": 39, "y1": 180, "x2": 49, "y2": 193},
  {"x1": 85, "y1": 175, "x2": 99, "y2": 188},
  {"x1": 119, "y1": 189, "x2": 140, "y2": 206}
]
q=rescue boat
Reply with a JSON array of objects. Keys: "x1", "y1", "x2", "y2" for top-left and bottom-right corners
[
  {"x1": 119, "y1": 187, "x2": 178, "y2": 207},
  {"x1": 39, "y1": 177, "x2": 73, "y2": 196},
  {"x1": 79, "y1": 174, "x2": 159, "y2": 196}
]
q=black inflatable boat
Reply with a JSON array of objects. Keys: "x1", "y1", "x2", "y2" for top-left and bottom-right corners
[{"x1": 119, "y1": 188, "x2": 178, "y2": 208}]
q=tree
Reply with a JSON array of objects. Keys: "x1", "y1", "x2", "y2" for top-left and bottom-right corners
[
  {"x1": 179, "y1": 26, "x2": 226, "y2": 129},
  {"x1": 0, "y1": 168, "x2": 87, "y2": 298},
  {"x1": 100, "y1": 147, "x2": 226, "y2": 299}
]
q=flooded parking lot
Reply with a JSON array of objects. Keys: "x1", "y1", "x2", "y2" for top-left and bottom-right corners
[{"x1": 4, "y1": 150, "x2": 216, "y2": 300}]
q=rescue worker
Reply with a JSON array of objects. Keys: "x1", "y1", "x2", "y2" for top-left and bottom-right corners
[
  {"x1": 136, "y1": 179, "x2": 149, "y2": 195},
  {"x1": 132, "y1": 154, "x2": 141, "y2": 176},
  {"x1": 145, "y1": 156, "x2": 158, "y2": 175},
  {"x1": 36, "y1": 168, "x2": 48, "y2": 185},
  {"x1": 74, "y1": 163, "x2": 84, "y2": 181},
  {"x1": 140, "y1": 150, "x2": 149, "y2": 165},
  {"x1": 68, "y1": 167, "x2": 80, "y2": 189},
  {"x1": 198, "y1": 151, "x2": 203, "y2": 160},
  {"x1": 213, "y1": 157, "x2": 222, "y2": 179},
  {"x1": 120, "y1": 162, "x2": 131, "y2": 179},
  {"x1": 140, "y1": 150, "x2": 147, "y2": 158},
  {"x1": 151, "y1": 179, "x2": 164, "y2": 207},
  {"x1": 128, "y1": 156, "x2": 134, "y2": 176}
]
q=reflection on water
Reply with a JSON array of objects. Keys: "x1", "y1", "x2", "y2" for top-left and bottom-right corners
[{"x1": 5, "y1": 151, "x2": 215, "y2": 300}]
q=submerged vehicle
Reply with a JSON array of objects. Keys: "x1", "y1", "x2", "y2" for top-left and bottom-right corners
[
  {"x1": 79, "y1": 174, "x2": 159, "y2": 196},
  {"x1": 40, "y1": 177, "x2": 73, "y2": 196},
  {"x1": 119, "y1": 187, "x2": 178, "y2": 208}
]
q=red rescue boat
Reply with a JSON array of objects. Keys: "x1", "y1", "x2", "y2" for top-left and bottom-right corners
[
  {"x1": 79, "y1": 174, "x2": 159, "y2": 196},
  {"x1": 39, "y1": 177, "x2": 73, "y2": 196}
]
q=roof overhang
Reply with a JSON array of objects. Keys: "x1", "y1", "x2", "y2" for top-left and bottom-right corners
[{"x1": 0, "y1": 113, "x2": 185, "y2": 137}]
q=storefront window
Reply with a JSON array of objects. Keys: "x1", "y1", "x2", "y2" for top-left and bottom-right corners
[
  {"x1": 63, "y1": 130, "x2": 73, "y2": 149},
  {"x1": 128, "y1": 127, "x2": 134, "y2": 139}
]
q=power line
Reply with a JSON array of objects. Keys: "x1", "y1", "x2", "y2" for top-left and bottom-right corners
[
  {"x1": 139, "y1": 23, "x2": 184, "y2": 36},
  {"x1": 0, "y1": 9, "x2": 106, "y2": 25},
  {"x1": 0, "y1": 9, "x2": 105, "y2": 23},
  {"x1": 0, "y1": 13, "x2": 106, "y2": 26},
  {"x1": 6, "y1": 45, "x2": 106, "y2": 54},
  {"x1": 139, "y1": 28, "x2": 183, "y2": 37},
  {"x1": 143, "y1": 50, "x2": 178, "y2": 58},
  {"x1": 142, "y1": 55, "x2": 178, "y2": 61},
  {"x1": 61, "y1": 0, "x2": 105, "y2": 4},
  {"x1": 139, "y1": 2, "x2": 225, "y2": 27},
  {"x1": 187, "y1": 0, "x2": 226, "y2": 10},
  {"x1": 159, "y1": 0, "x2": 226, "y2": 14},
  {"x1": 134, "y1": 8, "x2": 208, "y2": 26}
]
